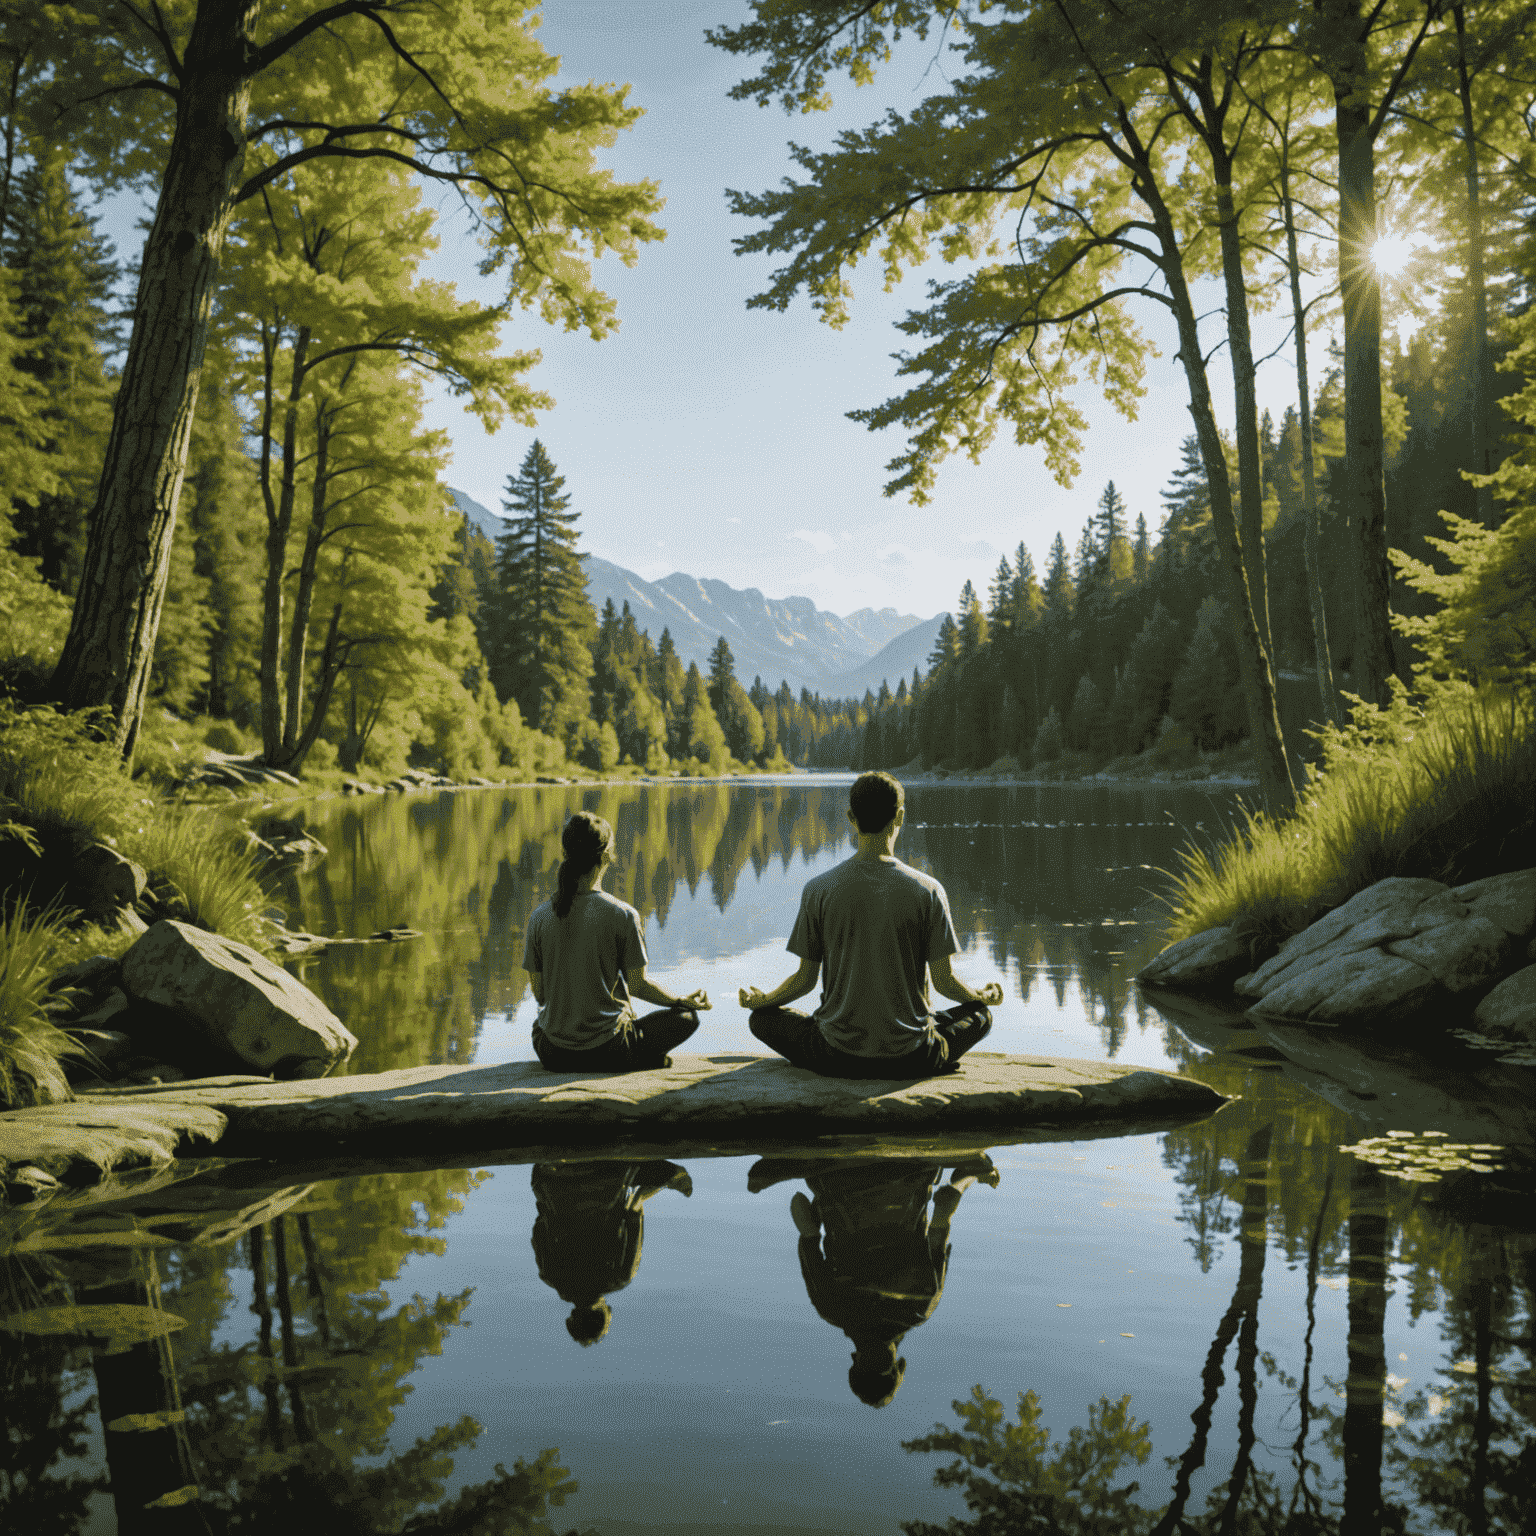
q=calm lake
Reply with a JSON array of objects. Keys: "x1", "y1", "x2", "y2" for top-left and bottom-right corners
[{"x1": 5, "y1": 776, "x2": 1533, "y2": 1535}]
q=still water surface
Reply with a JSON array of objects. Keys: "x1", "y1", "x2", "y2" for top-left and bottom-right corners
[{"x1": 4, "y1": 777, "x2": 1532, "y2": 1534}]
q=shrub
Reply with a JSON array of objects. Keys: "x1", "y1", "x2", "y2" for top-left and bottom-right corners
[{"x1": 203, "y1": 718, "x2": 256, "y2": 755}]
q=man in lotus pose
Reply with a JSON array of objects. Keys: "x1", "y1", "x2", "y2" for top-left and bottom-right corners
[{"x1": 739, "y1": 771, "x2": 1001, "y2": 1076}]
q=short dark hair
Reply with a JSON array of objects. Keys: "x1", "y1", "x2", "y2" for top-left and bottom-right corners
[{"x1": 849, "y1": 771, "x2": 903, "y2": 834}]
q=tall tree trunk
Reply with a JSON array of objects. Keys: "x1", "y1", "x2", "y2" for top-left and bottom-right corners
[
  {"x1": 259, "y1": 325, "x2": 309, "y2": 760},
  {"x1": 1212, "y1": 154, "x2": 1275, "y2": 664},
  {"x1": 82, "y1": 1252, "x2": 207, "y2": 1535},
  {"x1": 279, "y1": 406, "x2": 331, "y2": 761},
  {"x1": 1333, "y1": 83, "x2": 1395, "y2": 706},
  {"x1": 51, "y1": 0, "x2": 261, "y2": 760},
  {"x1": 1141, "y1": 174, "x2": 1296, "y2": 812},
  {"x1": 1454, "y1": 4, "x2": 1495, "y2": 527},
  {"x1": 1280, "y1": 160, "x2": 1343, "y2": 729},
  {"x1": 1342, "y1": 1160, "x2": 1389, "y2": 1533},
  {"x1": 0, "y1": 45, "x2": 24, "y2": 240}
]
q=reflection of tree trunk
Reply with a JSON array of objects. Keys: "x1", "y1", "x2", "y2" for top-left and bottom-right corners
[
  {"x1": 82, "y1": 1251, "x2": 207, "y2": 1534},
  {"x1": 1215, "y1": 1125, "x2": 1272, "y2": 1535},
  {"x1": 1343, "y1": 1161, "x2": 1389, "y2": 1533},
  {"x1": 1469, "y1": 1273, "x2": 1492, "y2": 1536},
  {"x1": 1154, "y1": 1125, "x2": 1273, "y2": 1536},
  {"x1": 297, "y1": 1212, "x2": 333, "y2": 1350},
  {"x1": 1292, "y1": 1167, "x2": 1335, "y2": 1524},
  {"x1": 272, "y1": 1216, "x2": 312, "y2": 1444},
  {"x1": 248, "y1": 1225, "x2": 285, "y2": 1450}
]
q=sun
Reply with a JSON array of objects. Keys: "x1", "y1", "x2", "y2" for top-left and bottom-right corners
[{"x1": 1370, "y1": 232, "x2": 1414, "y2": 278}]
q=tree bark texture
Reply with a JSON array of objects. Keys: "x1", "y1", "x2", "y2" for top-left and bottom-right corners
[
  {"x1": 51, "y1": 0, "x2": 262, "y2": 760},
  {"x1": 1213, "y1": 168, "x2": 1275, "y2": 664},
  {"x1": 259, "y1": 325, "x2": 309, "y2": 760},
  {"x1": 1331, "y1": 46, "x2": 1396, "y2": 706},
  {"x1": 1142, "y1": 177, "x2": 1296, "y2": 812},
  {"x1": 1281, "y1": 162, "x2": 1342, "y2": 728},
  {"x1": 1454, "y1": 5, "x2": 1495, "y2": 527}
]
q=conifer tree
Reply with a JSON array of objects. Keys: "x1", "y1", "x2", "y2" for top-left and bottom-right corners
[
  {"x1": 1092, "y1": 482, "x2": 1127, "y2": 579},
  {"x1": 488, "y1": 440, "x2": 595, "y2": 747},
  {"x1": 1043, "y1": 534, "x2": 1074, "y2": 619},
  {"x1": 955, "y1": 580, "x2": 987, "y2": 657},
  {"x1": 3, "y1": 149, "x2": 118, "y2": 596}
]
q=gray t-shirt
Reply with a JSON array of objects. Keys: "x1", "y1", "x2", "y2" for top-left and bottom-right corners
[
  {"x1": 787, "y1": 856, "x2": 959, "y2": 1057},
  {"x1": 522, "y1": 891, "x2": 648, "y2": 1049}
]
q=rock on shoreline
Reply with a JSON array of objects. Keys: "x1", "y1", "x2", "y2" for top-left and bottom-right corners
[{"x1": 1140, "y1": 868, "x2": 1536, "y2": 1042}]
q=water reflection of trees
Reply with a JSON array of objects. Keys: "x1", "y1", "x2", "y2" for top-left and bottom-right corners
[
  {"x1": 282, "y1": 783, "x2": 854, "y2": 1074},
  {"x1": 283, "y1": 780, "x2": 1227, "y2": 1072},
  {"x1": 900, "y1": 1055, "x2": 1536, "y2": 1534},
  {"x1": 1, "y1": 1169, "x2": 592, "y2": 1535}
]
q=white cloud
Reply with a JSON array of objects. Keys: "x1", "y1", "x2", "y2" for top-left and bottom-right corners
[{"x1": 791, "y1": 528, "x2": 837, "y2": 555}]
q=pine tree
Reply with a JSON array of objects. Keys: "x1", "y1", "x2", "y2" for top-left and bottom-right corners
[
  {"x1": 955, "y1": 579, "x2": 988, "y2": 657},
  {"x1": 488, "y1": 440, "x2": 595, "y2": 745},
  {"x1": 1042, "y1": 533, "x2": 1074, "y2": 619},
  {"x1": 1132, "y1": 514, "x2": 1150, "y2": 585},
  {"x1": 1010, "y1": 541, "x2": 1044, "y2": 630},
  {"x1": 3, "y1": 148, "x2": 119, "y2": 596},
  {"x1": 1092, "y1": 481, "x2": 1127, "y2": 577}
]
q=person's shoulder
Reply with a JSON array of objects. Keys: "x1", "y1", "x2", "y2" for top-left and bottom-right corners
[
  {"x1": 593, "y1": 889, "x2": 642, "y2": 924},
  {"x1": 529, "y1": 898, "x2": 554, "y2": 925},
  {"x1": 890, "y1": 858, "x2": 946, "y2": 897},
  {"x1": 802, "y1": 857, "x2": 856, "y2": 897}
]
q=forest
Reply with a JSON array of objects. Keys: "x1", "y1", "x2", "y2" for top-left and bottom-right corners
[{"x1": 1, "y1": 1, "x2": 1533, "y2": 809}]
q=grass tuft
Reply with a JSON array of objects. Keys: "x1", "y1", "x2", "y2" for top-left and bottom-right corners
[
  {"x1": 124, "y1": 808, "x2": 269, "y2": 948},
  {"x1": 1159, "y1": 688, "x2": 1536, "y2": 947},
  {"x1": 0, "y1": 901, "x2": 84, "y2": 1107}
]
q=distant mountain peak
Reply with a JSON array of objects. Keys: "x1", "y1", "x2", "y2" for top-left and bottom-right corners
[{"x1": 447, "y1": 488, "x2": 935, "y2": 696}]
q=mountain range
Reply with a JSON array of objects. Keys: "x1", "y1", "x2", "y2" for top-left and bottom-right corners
[{"x1": 449, "y1": 489, "x2": 941, "y2": 698}]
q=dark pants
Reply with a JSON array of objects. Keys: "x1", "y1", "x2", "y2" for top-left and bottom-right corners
[
  {"x1": 533, "y1": 1008, "x2": 700, "y2": 1074},
  {"x1": 748, "y1": 1003, "x2": 991, "y2": 1079}
]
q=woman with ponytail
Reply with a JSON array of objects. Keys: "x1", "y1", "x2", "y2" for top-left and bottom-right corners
[{"x1": 522, "y1": 811, "x2": 709, "y2": 1072}]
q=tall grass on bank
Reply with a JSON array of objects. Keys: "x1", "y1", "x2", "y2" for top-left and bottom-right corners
[
  {"x1": 1161, "y1": 688, "x2": 1536, "y2": 947},
  {"x1": 0, "y1": 701, "x2": 270, "y2": 947},
  {"x1": 0, "y1": 901, "x2": 83, "y2": 1106}
]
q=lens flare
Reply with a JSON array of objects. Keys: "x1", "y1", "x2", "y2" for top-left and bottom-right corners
[{"x1": 1370, "y1": 233, "x2": 1413, "y2": 277}]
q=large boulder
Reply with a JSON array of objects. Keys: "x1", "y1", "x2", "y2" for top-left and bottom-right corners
[
  {"x1": 1138, "y1": 925, "x2": 1260, "y2": 991},
  {"x1": 120, "y1": 920, "x2": 356, "y2": 1079},
  {"x1": 1236, "y1": 876, "x2": 1516, "y2": 1027},
  {"x1": 1474, "y1": 964, "x2": 1536, "y2": 1043}
]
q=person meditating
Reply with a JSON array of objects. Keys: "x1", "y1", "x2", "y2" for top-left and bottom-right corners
[
  {"x1": 739, "y1": 771, "x2": 1001, "y2": 1077},
  {"x1": 524, "y1": 810, "x2": 709, "y2": 1072}
]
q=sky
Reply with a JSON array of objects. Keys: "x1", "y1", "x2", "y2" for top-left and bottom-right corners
[{"x1": 96, "y1": 1, "x2": 1347, "y2": 621}]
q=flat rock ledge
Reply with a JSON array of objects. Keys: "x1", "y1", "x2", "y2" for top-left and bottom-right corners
[{"x1": 1, "y1": 1053, "x2": 1226, "y2": 1190}]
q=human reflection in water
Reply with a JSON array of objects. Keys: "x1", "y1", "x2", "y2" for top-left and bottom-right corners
[
  {"x1": 530, "y1": 1159, "x2": 692, "y2": 1345},
  {"x1": 751, "y1": 1154, "x2": 999, "y2": 1406}
]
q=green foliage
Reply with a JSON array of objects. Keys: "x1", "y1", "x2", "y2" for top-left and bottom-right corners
[
  {"x1": 484, "y1": 441, "x2": 596, "y2": 749},
  {"x1": 0, "y1": 899, "x2": 81, "y2": 1106},
  {"x1": 2, "y1": 146, "x2": 118, "y2": 599},
  {"x1": 1161, "y1": 688, "x2": 1536, "y2": 946},
  {"x1": 0, "y1": 700, "x2": 270, "y2": 946},
  {"x1": 900, "y1": 1386, "x2": 1154, "y2": 1536}
]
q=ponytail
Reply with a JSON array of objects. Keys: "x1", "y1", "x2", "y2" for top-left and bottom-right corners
[{"x1": 553, "y1": 811, "x2": 613, "y2": 918}]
